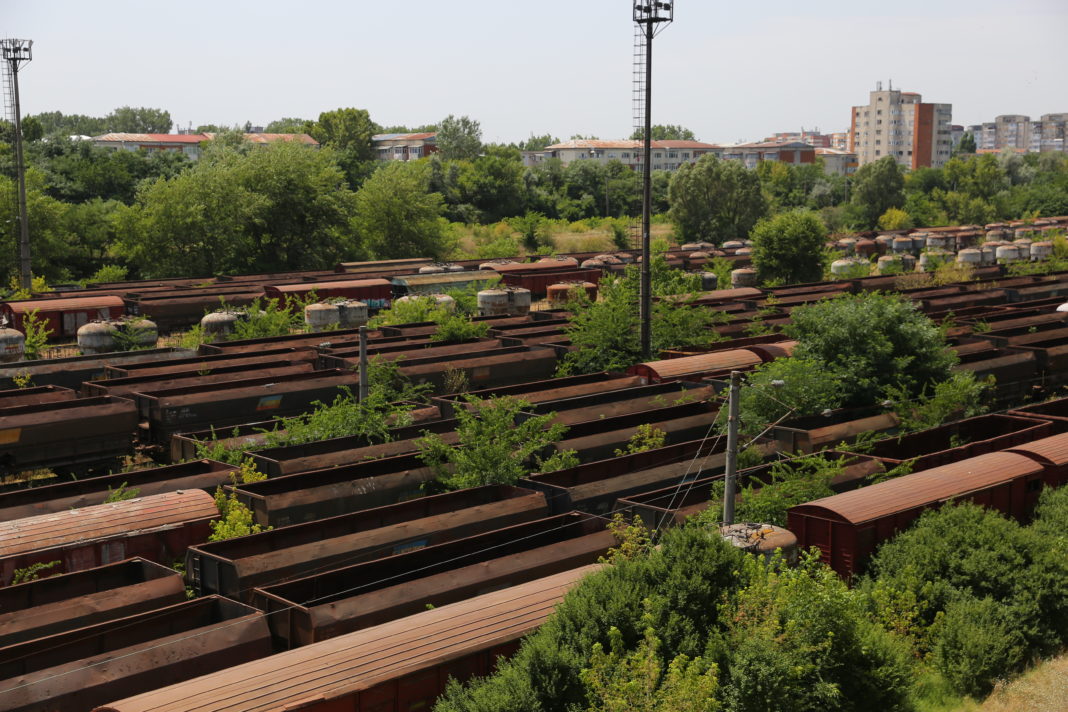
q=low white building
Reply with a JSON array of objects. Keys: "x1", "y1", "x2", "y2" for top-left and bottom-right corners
[{"x1": 524, "y1": 139, "x2": 719, "y2": 171}]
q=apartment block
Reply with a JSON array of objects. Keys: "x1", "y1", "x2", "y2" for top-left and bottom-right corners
[
  {"x1": 371, "y1": 132, "x2": 438, "y2": 161},
  {"x1": 849, "y1": 83, "x2": 952, "y2": 169},
  {"x1": 966, "y1": 114, "x2": 1067, "y2": 153}
]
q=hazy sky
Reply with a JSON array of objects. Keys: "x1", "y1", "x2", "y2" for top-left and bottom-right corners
[{"x1": 7, "y1": 0, "x2": 1068, "y2": 144}]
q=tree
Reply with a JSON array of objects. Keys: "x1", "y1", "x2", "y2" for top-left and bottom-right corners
[
  {"x1": 264, "y1": 117, "x2": 310, "y2": 133},
  {"x1": 877, "y1": 207, "x2": 913, "y2": 231},
  {"x1": 519, "y1": 133, "x2": 559, "y2": 151},
  {"x1": 630, "y1": 124, "x2": 697, "y2": 141},
  {"x1": 749, "y1": 209, "x2": 828, "y2": 285},
  {"x1": 735, "y1": 357, "x2": 846, "y2": 436},
  {"x1": 105, "y1": 106, "x2": 173, "y2": 133},
  {"x1": 850, "y1": 156, "x2": 905, "y2": 228},
  {"x1": 667, "y1": 155, "x2": 767, "y2": 244},
  {"x1": 956, "y1": 131, "x2": 976, "y2": 155},
  {"x1": 786, "y1": 292, "x2": 957, "y2": 407},
  {"x1": 354, "y1": 160, "x2": 450, "y2": 259},
  {"x1": 437, "y1": 114, "x2": 483, "y2": 160},
  {"x1": 20, "y1": 116, "x2": 43, "y2": 143},
  {"x1": 308, "y1": 107, "x2": 376, "y2": 161}
]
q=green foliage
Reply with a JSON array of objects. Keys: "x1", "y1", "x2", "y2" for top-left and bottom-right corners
[
  {"x1": 884, "y1": 371, "x2": 992, "y2": 432},
  {"x1": 12, "y1": 370, "x2": 33, "y2": 389},
  {"x1": 355, "y1": 160, "x2": 451, "y2": 259},
  {"x1": 787, "y1": 292, "x2": 957, "y2": 408},
  {"x1": 104, "y1": 481, "x2": 140, "y2": 503},
  {"x1": 956, "y1": 132, "x2": 976, "y2": 155},
  {"x1": 368, "y1": 295, "x2": 446, "y2": 327},
  {"x1": 507, "y1": 211, "x2": 549, "y2": 251},
  {"x1": 749, "y1": 209, "x2": 828, "y2": 286},
  {"x1": 558, "y1": 257, "x2": 725, "y2": 375},
  {"x1": 228, "y1": 297, "x2": 301, "y2": 341},
  {"x1": 20, "y1": 308, "x2": 53, "y2": 360},
  {"x1": 928, "y1": 595, "x2": 1027, "y2": 698},
  {"x1": 878, "y1": 207, "x2": 914, "y2": 231},
  {"x1": 436, "y1": 114, "x2": 483, "y2": 161},
  {"x1": 851, "y1": 156, "x2": 906, "y2": 229},
  {"x1": 613, "y1": 424, "x2": 667, "y2": 457},
  {"x1": 736, "y1": 357, "x2": 846, "y2": 436},
  {"x1": 307, "y1": 107, "x2": 376, "y2": 161},
  {"x1": 105, "y1": 106, "x2": 172, "y2": 133},
  {"x1": 208, "y1": 460, "x2": 270, "y2": 542},
  {"x1": 668, "y1": 155, "x2": 768, "y2": 245},
  {"x1": 88, "y1": 264, "x2": 128, "y2": 284},
  {"x1": 11, "y1": 560, "x2": 61, "y2": 585},
  {"x1": 429, "y1": 314, "x2": 489, "y2": 344},
  {"x1": 417, "y1": 395, "x2": 575, "y2": 490},
  {"x1": 630, "y1": 125, "x2": 698, "y2": 142}
]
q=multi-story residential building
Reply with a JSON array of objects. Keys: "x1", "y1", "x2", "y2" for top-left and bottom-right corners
[
  {"x1": 763, "y1": 131, "x2": 833, "y2": 148},
  {"x1": 814, "y1": 147, "x2": 859, "y2": 176},
  {"x1": 966, "y1": 114, "x2": 1067, "y2": 153},
  {"x1": 720, "y1": 140, "x2": 817, "y2": 169},
  {"x1": 92, "y1": 132, "x2": 318, "y2": 160},
  {"x1": 849, "y1": 83, "x2": 953, "y2": 169},
  {"x1": 524, "y1": 139, "x2": 718, "y2": 171},
  {"x1": 371, "y1": 132, "x2": 438, "y2": 161}
]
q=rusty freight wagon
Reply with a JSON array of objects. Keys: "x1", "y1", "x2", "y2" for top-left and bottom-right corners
[
  {"x1": 0, "y1": 596, "x2": 270, "y2": 712},
  {"x1": 186, "y1": 484, "x2": 549, "y2": 600},
  {"x1": 0, "y1": 347, "x2": 194, "y2": 391},
  {"x1": 0, "y1": 490, "x2": 218, "y2": 585},
  {"x1": 0, "y1": 396, "x2": 138, "y2": 477},
  {"x1": 0, "y1": 385, "x2": 76, "y2": 409},
  {"x1": 252, "y1": 512, "x2": 614, "y2": 648},
  {"x1": 92, "y1": 565, "x2": 599, "y2": 712},
  {"x1": 0, "y1": 558, "x2": 184, "y2": 646},
  {"x1": 0, "y1": 295, "x2": 125, "y2": 340},
  {"x1": 264, "y1": 278, "x2": 394, "y2": 309},
  {"x1": 787, "y1": 450, "x2": 1062, "y2": 577},
  {"x1": 0, "y1": 459, "x2": 237, "y2": 521}
]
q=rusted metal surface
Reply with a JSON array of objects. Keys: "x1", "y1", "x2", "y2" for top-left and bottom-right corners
[
  {"x1": 955, "y1": 347, "x2": 1039, "y2": 405},
  {"x1": 399, "y1": 345, "x2": 558, "y2": 393},
  {"x1": 91, "y1": 565, "x2": 600, "y2": 712},
  {"x1": 787, "y1": 451, "x2": 1053, "y2": 577},
  {"x1": 499, "y1": 268, "x2": 602, "y2": 297},
  {"x1": 618, "y1": 451, "x2": 886, "y2": 529},
  {"x1": 129, "y1": 290, "x2": 263, "y2": 331},
  {"x1": 538, "y1": 383, "x2": 718, "y2": 427},
  {"x1": 432, "y1": 372, "x2": 641, "y2": 417},
  {"x1": 770, "y1": 407, "x2": 900, "y2": 453},
  {"x1": 196, "y1": 327, "x2": 384, "y2": 355},
  {"x1": 0, "y1": 396, "x2": 138, "y2": 477},
  {"x1": 104, "y1": 346, "x2": 318, "y2": 378},
  {"x1": 0, "y1": 348, "x2": 194, "y2": 391},
  {"x1": 187, "y1": 485, "x2": 549, "y2": 600},
  {"x1": 553, "y1": 402, "x2": 720, "y2": 463},
  {"x1": 264, "y1": 279, "x2": 393, "y2": 309},
  {"x1": 1, "y1": 296, "x2": 126, "y2": 340},
  {"x1": 336, "y1": 257, "x2": 434, "y2": 272},
  {"x1": 629, "y1": 349, "x2": 764, "y2": 382},
  {"x1": 0, "y1": 459, "x2": 237, "y2": 521},
  {"x1": 82, "y1": 361, "x2": 315, "y2": 401},
  {"x1": 234, "y1": 452, "x2": 440, "y2": 527},
  {"x1": 0, "y1": 490, "x2": 218, "y2": 585},
  {"x1": 322, "y1": 340, "x2": 517, "y2": 369},
  {"x1": 252, "y1": 513, "x2": 612, "y2": 648},
  {"x1": 1006, "y1": 432, "x2": 1068, "y2": 481},
  {"x1": 0, "y1": 596, "x2": 271, "y2": 712},
  {"x1": 0, "y1": 385, "x2": 76, "y2": 409},
  {"x1": 524, "y1": 436, "x2": 727, "y2": 514},
  {"x1": 658, "y1": 333, "x2": 790, "y2": 358},
  {"x1": 0, "y1": 558, "x2": 184, "y2": 646},
  {"x1": 835, "y1": 414, "x2": 1051, "y2": 471},
  {"x1": 138, "y1": 369, "x2": 358, "y2": 448}
]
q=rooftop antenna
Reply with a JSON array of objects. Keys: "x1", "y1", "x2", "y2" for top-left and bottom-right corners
[
  {"x1": 633, "y1": 2, "x2": 674, "y2": 358},
  {"x1": 2, "y1": 38, "x2": 33, "y2": 291}
]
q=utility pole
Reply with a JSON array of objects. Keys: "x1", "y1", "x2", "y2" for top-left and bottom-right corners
[
  {"x1": 722, "y1": 370, "x2": 741, "y2": 525},
  {"x1": 358, "y1": 325, "x2": 369, "y2": 401},
  {"x1": 2, "y1": 39, "x2": 33, "y2": 291},
  {"x1": 633, "y1": 3, "x2": 673, "y2": 358}
]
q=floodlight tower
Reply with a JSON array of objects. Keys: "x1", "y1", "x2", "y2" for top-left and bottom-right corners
[
  {"x1": 633, "y1": 3, "x2": 673, "y2": 358},
  {"x1": 2, "y1": 39, "x2": 33, "y2": 291}
]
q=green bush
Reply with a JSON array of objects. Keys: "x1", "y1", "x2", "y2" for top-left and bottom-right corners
[
  {"x1": 749, "y1": 209, "x2": 828, "y2": 286},
  {"x1": 929, "y1": 595, "x2": 1026, "y2": 698},
  {"x1": 736, "y1": 357, "x2": 846, "y2": 436}
]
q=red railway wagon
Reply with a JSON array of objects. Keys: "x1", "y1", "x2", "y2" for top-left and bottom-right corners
[
  {"x1": 0, "y1": 490, "x2": 218, "y2": 585},
  {"x1": 1, "y1": 296, "x2": 125, "y2": 340},
  {"x1": 787, "y1": 450, "x2": 1061, "y2": 578},
  {"x1": 264, "y1": 278, "x2": 393, "y2": 309},
  {"x1": 93, "y1": 565, "x2": 600, "y2": 712},
  {"x1": 499, "y1": 268, "x2": 603, "y2": 297}
]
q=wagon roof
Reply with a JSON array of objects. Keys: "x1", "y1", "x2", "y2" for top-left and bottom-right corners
[
  {"x1": 91, "y1": 564, "x2": 600, "y2": 712},
  {"x1": 4, "y1": 296, "x2": 126, "y2": 313},
  {"x1": 267, "y1": 279, "x2": 391, "y2": 292},
  {"x1": 789, "y1": 451, "x2": 1043, "y2": 525},
  {"x1": 0, "y1": 490, "x2": 217, "y2": 558},
  {"x1": 1006, "y1": 432, "x2": 1068, "y2": 466},
  {"x1": 629, "y1": 349, "x2": 763, "y2": 379}
]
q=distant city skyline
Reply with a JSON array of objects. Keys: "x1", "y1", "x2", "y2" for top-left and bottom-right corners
[{"x1": 7, "y1": 0, "x2": 1067, "y2": 145}]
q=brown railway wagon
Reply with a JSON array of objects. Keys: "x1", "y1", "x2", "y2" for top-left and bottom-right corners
[
  {"x1": 836, "y1": 413, "x2": 1051, "y2": 471},
  {"x1": 0, "y1": 347, "x2": 194, "y2": 391},
  {"x1": 103, "y1": 346, "x2": 319, "y2": 378},
  {"x1": 0, "y1": 490, "x2": 217, "y2": 585},
  {"x1": 522, "y1": 436, "x2": 728, "y2": 514},
  {"x1": 399, "y1": 345, "x2": 558, "y2": 393},
  {"x1": 658, "y1": 333, "x2": 791, "y2": 358},
  {"x1": 1006, "y1": 432, "x2": 1068, "y2": 482},
  {"x1": 499, "y1": 268, "x2": 602, "y2": 297},
  {"x1": 551, "y1": 402, "x2": 720, "y2": 463},
  {"x1": 252, "y1": 512, "x2": 613, "y2": 648},
  {"x1": 787, "y1": 451, "x2": 1060, "y2": 578},
  {"x1": 0, "y1": 396, "x2": 138, "y2": 477},
  {"x1": 431, "y1": 371, "x2": 641, "y2": 417},
  {"x1": 196, "y1": 326, "x2": 387, "y2": 355},
  {"x1": 954, "y1": 347, "x2": 1040, "y2": 405},
  {"x1": 770, "y1": 407, "x2": 901, "y2": 454},
  {"x1": 92, "y1": 565, "x2": 599, "y2": 712},
  {"x1": 628, "y1": 349, "x2": 764, "y2": 383},
  {"x1": 137, "y1": 368, "x2": 358, "y2": 449},
  {"x1": 1007, "y1": 332, "x2": 1068, "y2": 380},
  {"x1": 538, "y1": 383, "x2": 719, "y2": 428},
  {"x1": 265, "y1": 279, "x2": 394, "y2": 310},
  {"x1": 82, "y1": 361, "x2": 316, "y2": 403},
  {"x1": 0, "y1": 596, "x2": 270, "y2": 712},
  {"x1": 129, "y1": 289, "x2": 264, "y2": 331},
  {"x1": 0, "y1": 558, "x2": 183, "y2": 646},
  {"x1": 0, "y1": 459, "x2": 237, "y2": 521},
  {"x1": 1, "y1": 296, "x2": 126, "y2": 341},
  {"x1": 186, "y1": 485, "x2": 549, "y2": 600},
  {"x1": 1009, "y1": 396, "x2": 1068, "y2": 434},
  {"x1": 320, "y1": 340, "x2": 519, "y2": 369},
  {"x1": 616, "y1": 451, "x2": 888, "y2": 530},
  {"x1": 335, "y1": 257, "x2": 434, "y2": 272},
  {"x1": 231, "y1": 451, "x2": 440, "y2": 527},
  {"x1": 0, "y1": 385, "x2": 76, "y2": 409}
]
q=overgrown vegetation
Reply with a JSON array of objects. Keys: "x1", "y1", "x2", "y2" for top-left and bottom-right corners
[
  {"x1": 11, "y1": 560, "x2": 61, "y2": 585},
  {"x1": 208, "y1": 459, "x2": 270, "y2": 542},
  {"x1": 20, "y1": 308, "x2": 52, "y2": 360}
]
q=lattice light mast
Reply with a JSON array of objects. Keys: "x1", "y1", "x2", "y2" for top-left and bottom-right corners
[
  {"x1": 2, "y1": 39, "x2": 33, "y2": 291},
  {"x1": 632, "y1": 3, "x2": 673, "y2": 358}
]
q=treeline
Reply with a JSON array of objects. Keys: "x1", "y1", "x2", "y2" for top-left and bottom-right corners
[
  {"x1": 433, "y1": 485, "x2": 1068, "y2": 711},
  {"x1": 2, "y1": 104, "x2": 1068, "y2": 286}
]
